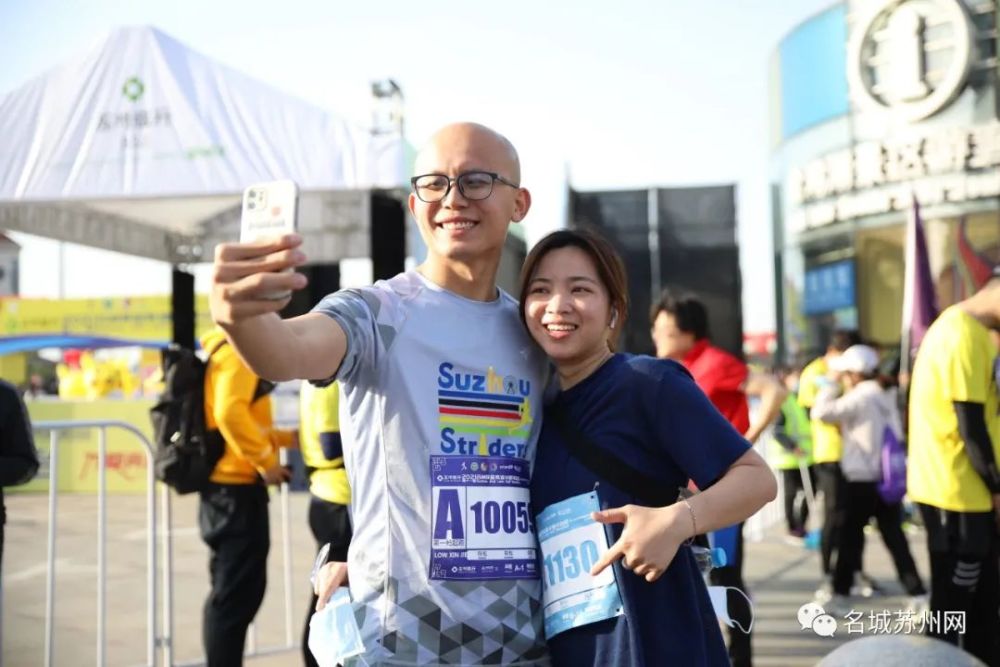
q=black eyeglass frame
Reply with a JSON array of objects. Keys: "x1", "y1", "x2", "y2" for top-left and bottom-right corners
[{"x1": 410, "y1": 170, "x2": 520, "y2": 202}]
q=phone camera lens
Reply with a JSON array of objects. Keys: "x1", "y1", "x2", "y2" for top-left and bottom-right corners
[{"x1": 248, "y1": 201, "x2": 256, "y2": 209}]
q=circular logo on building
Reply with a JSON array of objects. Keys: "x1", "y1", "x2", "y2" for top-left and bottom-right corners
[
  {"x1": 122, "y1": 76, "x2": 145, "y2": 103},
  {"x1": 847, "y1": 0, "x2": 974, "y2": 122}
]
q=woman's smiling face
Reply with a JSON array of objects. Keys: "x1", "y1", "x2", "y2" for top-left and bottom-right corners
[{"x1": 523, "y1": 246, "x2": 613, "y2": 365}]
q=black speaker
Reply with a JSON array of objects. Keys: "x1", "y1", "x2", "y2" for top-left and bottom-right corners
[
  {"x1": 281, "y1": 263, "x2": 341, "y2": 319},
  {"x1": 171, "y1": 268, "x2": 195, "y2": 349},
  {"x1": 371, "y1": 193, "x2": 406, "y2": 281},
  {"x1": 656, "y1": 186, "x2": 742, "y2": 359},
  {"x1": 571, "y1": 186, "x2": 742, "y2": 358},
  {"x1": 571, "y1": 190, "x2": 653, "y2": 353},
  {"x1": 659, "y1": 246, "x2": 744, "y2": 360}
]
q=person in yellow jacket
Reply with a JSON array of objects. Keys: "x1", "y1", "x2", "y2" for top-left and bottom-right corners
[
  {"x1": 770, "y1": 366, "x2": 814, "y2": 540},
  {"x1": 199, "y1": 326, "x2": 292, "y2": 667},
  {"x1": 299, "y1": 380, "x2": 352, "y2": 667},
  {"x1": 798, "y1": 329, "x2": 860, "y2": 588}
]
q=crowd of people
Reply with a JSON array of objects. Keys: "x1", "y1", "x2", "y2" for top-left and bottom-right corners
[
  {"x1": 762, "y1": 274, "x2": 1000, "y2": 667},
  {"x1": 198, "y1": 122, "x2": 1000, "y2": 666},
  {"x1": 6, "y1": 121, "x2": 995, "y2": 667},
  {"x1": 198, "y1": 121, "x2": 1000, "y2": 666}
]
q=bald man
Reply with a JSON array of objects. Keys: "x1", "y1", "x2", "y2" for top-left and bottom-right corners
[{"x1": 210, "y1": 123, "x2": 549, "y2": 666}]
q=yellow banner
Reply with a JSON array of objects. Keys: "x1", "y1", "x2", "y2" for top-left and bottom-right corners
[
  {"x1": 18, "y1": 399, "x2": 156, "y2": 493},
  {"x1": 0, "y1": 295, "x2": 212, "y2": 342}
]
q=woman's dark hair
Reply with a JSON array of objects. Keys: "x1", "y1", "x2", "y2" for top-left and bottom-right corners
[{"x1": 518, "y1": 228, "x2": 629, "y2": 350}]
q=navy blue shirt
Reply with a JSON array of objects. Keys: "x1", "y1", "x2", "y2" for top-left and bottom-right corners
[{"x1": 531, "y1": 354, "x2": 749, "y2": 667}]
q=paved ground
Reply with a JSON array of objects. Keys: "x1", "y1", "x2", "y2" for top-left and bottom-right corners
[
  {"x1": 3, "y1": 490, "x2": 313, "y2": 667},
  {"x1": 743, "y1": 524, "x2": 930, "y2": 666},
  {"x1": 2, "y1": 491, "x2": 932, "y2": 666}
]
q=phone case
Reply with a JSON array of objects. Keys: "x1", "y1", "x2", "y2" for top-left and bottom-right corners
[
  {"x1": 240, "y1": 180, "x2": 299, "y2": 300},
  {"x1": 240, "y1": 180, "x2": 299, "y2": 242}
]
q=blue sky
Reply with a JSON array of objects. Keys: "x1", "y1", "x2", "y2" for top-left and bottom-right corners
[{"x1": 0, "y1": 0, "x2": 835, "y2": 332}]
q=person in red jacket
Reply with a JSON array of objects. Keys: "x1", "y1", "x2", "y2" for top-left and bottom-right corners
[{"x1": 651, "y1": 290, "x2": 785, "y2": 667}]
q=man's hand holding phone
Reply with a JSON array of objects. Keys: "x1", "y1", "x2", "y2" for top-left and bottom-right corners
[
  {"x1": 209, "y1": 179, "x2": 347, "y2": 384},
  {"x1": 210, "y1": 234, "x2": 308, "y2": 325}
]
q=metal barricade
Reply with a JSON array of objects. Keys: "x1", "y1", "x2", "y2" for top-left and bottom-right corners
[
  {"x1": 33, "y1": 420, "x2": 158, "y2": 667},
  {"x1": 26, "y1": 419, "x2": 299, "y2": 667},
  {"x1": 746, "y1": 428, "x2": 785, "y2": 542}
]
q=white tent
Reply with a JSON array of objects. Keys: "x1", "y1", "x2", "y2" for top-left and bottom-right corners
[{"x1": 0, "y1": 25, "x2": 407, "y2": 264}]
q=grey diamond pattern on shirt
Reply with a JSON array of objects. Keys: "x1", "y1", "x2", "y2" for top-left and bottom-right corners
[
  {"x1": 358, "y1": 289, "x2": 382, "y2": 318},
  {"x1": 485, "y1": 596, "x2": 515, "y2": 619},
  {"x1": 377, "y1": 322, "x2": 397, "y2": 351},
  {"x1": 378, "y1": 579, "x2": 545, "y2": 664}
]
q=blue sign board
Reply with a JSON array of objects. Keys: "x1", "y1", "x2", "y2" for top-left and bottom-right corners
[{"x1": 803, "y1": 260, "x2": 856, "y2": 315}]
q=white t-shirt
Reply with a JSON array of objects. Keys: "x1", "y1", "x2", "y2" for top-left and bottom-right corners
[{"x1": 313, "y1": 270, "x2": 548, "y2": 666}]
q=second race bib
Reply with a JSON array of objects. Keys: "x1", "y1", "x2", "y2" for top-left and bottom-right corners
[{"x1": 536, "y1": 491, "x2": 624, "y2": 638}]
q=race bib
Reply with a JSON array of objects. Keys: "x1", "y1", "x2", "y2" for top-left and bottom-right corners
[
  {"x1": 536, "y1": 491, "x2": 624, "y2": 638},
  {"x1": 429, "y1": 456, "x2": 537, "y2": 581}
]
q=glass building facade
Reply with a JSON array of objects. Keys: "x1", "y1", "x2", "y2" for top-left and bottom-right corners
[{"x1": 771, "y1": 0, "x2": 1000, "y2": 362}]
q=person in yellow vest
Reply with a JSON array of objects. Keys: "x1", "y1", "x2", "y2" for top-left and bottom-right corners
[
  {"x1": 798, "y1": 330, "x2": 861, "y2": 591},
  {"x1": 199, "y1": 326, "x2": 293, "y2": 667},
  {"x1": 770, "y1": 366, "x2": 814, "y2": 541},
  {"x1": 299, "y1": 380, "x2": 352, "y2": 667},
  {"x1": 908, "y1": 266, "x2": 1000, "y2": 665}
]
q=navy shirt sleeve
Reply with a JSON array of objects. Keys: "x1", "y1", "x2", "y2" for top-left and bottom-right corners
[{"x1": 653, "y1": 361, "x2": 750, "y2": 489}]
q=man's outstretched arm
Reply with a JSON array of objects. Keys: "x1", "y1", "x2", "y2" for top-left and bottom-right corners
[{"x1": 210, "y1": 234, "x2": 347, "y2": 382}]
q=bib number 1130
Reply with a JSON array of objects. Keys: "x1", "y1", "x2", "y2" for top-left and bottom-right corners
[
  {"x1": 536, "y1": 491, "x2": 623, "y2": 638},
  {"x1": 544, "y1": 539, "x2": 600, "y2": 587}
]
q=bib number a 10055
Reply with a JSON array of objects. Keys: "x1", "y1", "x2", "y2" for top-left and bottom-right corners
[
  {"x1": 536, "y1": 491, "x2": 624, "y2": 638},
  {"x1": 429, "y1": 456, "x2": 537, "y2": 581}
]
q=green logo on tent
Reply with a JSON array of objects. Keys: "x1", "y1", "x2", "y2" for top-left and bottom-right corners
[{"x1": 122, "y1": 77, "x2": 145, "y2": 103}]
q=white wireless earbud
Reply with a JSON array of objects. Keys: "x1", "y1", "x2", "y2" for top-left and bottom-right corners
[{"x1": 609, "y1": 309, "x2": 618, "y2": 329}]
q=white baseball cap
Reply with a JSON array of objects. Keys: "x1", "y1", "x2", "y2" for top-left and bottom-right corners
[{"x1": 830, "y1": 344, "x2": 880, "y2": 374}]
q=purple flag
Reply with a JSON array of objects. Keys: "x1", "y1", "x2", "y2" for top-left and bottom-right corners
[{"x1": 901, "y1": 196, "x2": 938, "y2": 366}]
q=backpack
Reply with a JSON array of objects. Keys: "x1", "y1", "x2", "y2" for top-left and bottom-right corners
[
  {"x1": 878, "y1": 425, "x2": 907, "y2": 505},
  {"x1": 149, "y1": 341, "x2": 226, "y2": 494}
]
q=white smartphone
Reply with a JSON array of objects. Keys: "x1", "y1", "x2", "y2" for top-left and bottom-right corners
[{"x1": 240, "y1": 179, "x2": 299, "y2": 300}]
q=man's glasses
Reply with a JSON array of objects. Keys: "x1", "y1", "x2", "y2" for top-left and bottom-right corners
[{"x1": 411, "y1": 171, "x2": 519, "y2": 203}]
